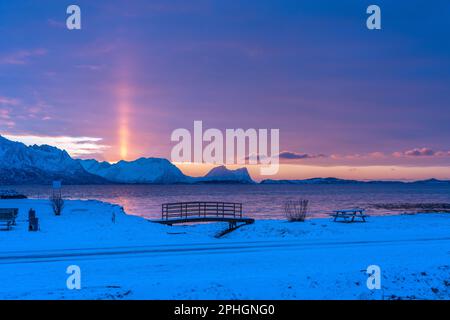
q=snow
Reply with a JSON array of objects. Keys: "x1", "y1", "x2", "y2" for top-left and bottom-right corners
[
  {"x1": 199, "y1": 165, "x2": 255, "y2": 184},
  {"x1": 80, "y1": 159, "x2": 256, "y2": 184},
  {"x1": 0, "y1": 135, "x2": 191, "y2": 185},
  {"x1": 0, "y1": 136, "x2": 77, "y2": 173},
  {"x1": 0, "y1": 136, "x2": 105, "y2": 184},
  {"x1": 80, "y1": 157, "x2": 189, "y2": 184},
  {"x1": 0, "y1": 198, "x2": 449, "y2": 300},
  {"x1": 81, "y1": 157, "x2": 259, "y2": 184}
]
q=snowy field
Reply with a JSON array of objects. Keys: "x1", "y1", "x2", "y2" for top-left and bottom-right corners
[{"x1": 0, "y1": 199, "x2": 449, "y2": 300}]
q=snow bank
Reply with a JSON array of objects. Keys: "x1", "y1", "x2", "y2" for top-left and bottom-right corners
[
  {"x1": 0, "y1": 199, "x2": 449, "y2": 300},
  {"x1": 3, "y1": 198, "x2": 448, "y2": 250},
  {"x1": 0, "y1": 199, "x2": 206, "y2": 251}
]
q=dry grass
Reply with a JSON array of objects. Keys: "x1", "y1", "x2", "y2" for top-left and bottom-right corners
[
  {"x1": 284, "y1": 200, "x2": 309, "y2": 222},
  {"x1": 50, "y1": 193, "x2": 65, "y2": 216}
]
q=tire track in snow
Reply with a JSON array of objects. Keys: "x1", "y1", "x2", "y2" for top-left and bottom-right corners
[{"x1": 1, "y1": 237, "x2": 450, "y2": 265}]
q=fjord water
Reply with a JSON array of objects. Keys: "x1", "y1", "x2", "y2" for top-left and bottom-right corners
[{"x1": 6, "y1": 184, "x2": 450, "y2": 219}]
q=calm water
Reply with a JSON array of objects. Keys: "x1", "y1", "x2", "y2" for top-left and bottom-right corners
[{"x1": 4, "y1": 184, "x2": 450, "y2": 219}]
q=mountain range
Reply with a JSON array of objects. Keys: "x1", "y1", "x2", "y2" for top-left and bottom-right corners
[
  {"x1": 1, "y1": 135, "x2": 449, "y2": 185},
  {"x1": 260, "y1": 178, "x2": 450, "y2": 185},
  {"x1": 80, "y1": 158, "x2": 189, "y2": 184},
  {"x1": 0, "y1": 135, "x2": 254, "y2": 184},
  {"x1": 0, "y1": 136, "x2": 107, "y2": 184}
]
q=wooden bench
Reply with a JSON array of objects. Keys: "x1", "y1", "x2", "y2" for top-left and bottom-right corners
[
  {"x1": 0, "y1": 208, "x2": 18, "y2": 230},
  {"x1": 332, "y1": 208, "x2": 367, "y2": 223}
]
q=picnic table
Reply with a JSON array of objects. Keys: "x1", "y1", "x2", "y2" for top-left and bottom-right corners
[{"x1": 332, "y1": 208, "x2": 367, "y2": 223}]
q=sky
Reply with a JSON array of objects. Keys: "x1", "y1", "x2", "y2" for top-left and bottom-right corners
[{"x1": 1, "y1": 0, "x2": 450, "y2": 180}]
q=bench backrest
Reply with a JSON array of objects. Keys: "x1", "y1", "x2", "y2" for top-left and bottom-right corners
[
  {"x1": 0, "y1": 212, "x2": 15, "y2": 221},
  {"x1": 0, "y1": 208, "x2": 18, "y2": 220}
]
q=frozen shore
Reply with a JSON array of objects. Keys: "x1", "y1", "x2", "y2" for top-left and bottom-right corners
[{"x1": 0, "y1": 199, "x2": 449, "y2": 300}]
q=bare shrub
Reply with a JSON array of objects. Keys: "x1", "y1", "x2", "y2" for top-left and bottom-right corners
[
  {"x1": 50, "y1": 194, "x2": 64, "y2": 216},
  {"x1": 284, "y1": 200, "x2": 309, "y2": 222}
]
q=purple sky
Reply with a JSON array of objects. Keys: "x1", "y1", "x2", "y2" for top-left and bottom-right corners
[{"x1": 1, "y1": 0, "x2": 450, "y2": 179}]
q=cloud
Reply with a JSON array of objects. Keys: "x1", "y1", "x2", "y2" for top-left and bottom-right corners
[
  {"x1": 331, "y1": 152, "x2": 386, "y2": 160},
  {"x1": 367, "y1": 152, "x2": 385, "y2": 158},
  {"x1": 3, "y1": 135, "x2": 110, "y2": 157},
  {"x1": 393, "y1": 148, "x2": 438, "y2": 157},
  {"x1": 435, "y1": 151, "x2": 450, "y2": 157},
  {"x1": 0, "y1": 94, "x2": 53, "y2": 122},
  {"x1": 0, "y1": 96, "x2": 20, "y2": 106},
  {"x1": 47, "y1": 18, "x2": 65, "y2": 29},
  {"x1": 273, "y1": 148, "x2": 450, "y2": 162},
  {"x1": 177, "y1": 40, "x2": 268, "y2": 59},
  {"x1": 405, "y1": 148, "x2": 435, "y2": 156},
  {"x1": 0, "y1": 109, "x2": 15, "y2": 128},
  {"x1": 76, "y1": 64, "x2": 103, "y2": 71},
  {"x1": 244, "y1": 151, "x2": 327, "y2": 162},
  {"x1": 0, "y1": 48, "x2": 47, "y2": 65},
  {"x1": 278, "y1": 151, "x2": 327, "y2": 160},
  {"x1": 97, "y1": 1, "x2": 209, "y2": 17},
  {"x1": 0, "y1": 96, "x2": 18, "y2": 128}
]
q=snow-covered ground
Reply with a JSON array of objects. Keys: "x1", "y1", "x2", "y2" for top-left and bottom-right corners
[{"x1": 0, "y1": 199, "x2": 449, "y2": 300}]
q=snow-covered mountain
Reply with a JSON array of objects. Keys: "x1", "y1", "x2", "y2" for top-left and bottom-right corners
[
  {"x1": 80, "y1": 158, "x2": 190, "y2": 184},
  {"x1": 80, "y1": 159, "x2": 256, "y2": 184},
  {"x1": 0, "y1": 135, "x2": 255, "y2": 185},
  {"x1": 196, "y1": 165, "x2": 255, "y2": 184},
  {"x1": 5, "y1": 134, "x2": 446, "y2": 186},
  {"x1": 0, "y1": 136, "x2": 106, "y2": 184}
]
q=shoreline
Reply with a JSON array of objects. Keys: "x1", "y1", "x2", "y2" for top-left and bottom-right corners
[
  {"x1": 0, "y1": 198, "x2": 449, "y2": 247},
  {"x1": 4, "y1": 183, "x2": 450, "y2": 220}
]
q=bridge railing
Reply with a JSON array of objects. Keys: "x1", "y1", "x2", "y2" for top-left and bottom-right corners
[{"x1": 162, "y1": 201, "x2": 243, "y2": 220}]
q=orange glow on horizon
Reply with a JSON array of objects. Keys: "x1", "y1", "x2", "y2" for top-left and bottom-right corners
[{"x1": 174, "y1": 162, "x2": 450, "y2": 182}]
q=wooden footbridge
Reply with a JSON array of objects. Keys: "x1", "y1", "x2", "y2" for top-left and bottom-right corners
[{"x1": 152, "y1": 201, "x2": 255, "y2": 229}]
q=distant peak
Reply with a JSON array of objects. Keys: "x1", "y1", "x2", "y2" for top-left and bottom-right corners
[{"x1": 202, "y1": 165, "x2": 254, "y2": 184}]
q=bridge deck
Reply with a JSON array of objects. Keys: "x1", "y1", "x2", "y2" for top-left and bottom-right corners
[{"x1": 152, "y1": 201, "x2": 254, "y2": 228}]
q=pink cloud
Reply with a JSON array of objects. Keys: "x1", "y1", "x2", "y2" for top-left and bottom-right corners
[
  {"x1": 405, "y1": 148, "x2": 435, "y2": 156},
  {"x1": 245, "y1": 151, "x2": 327, "y2": 162},
  {"x1": 0, "y1": 95, "x2": 53, "y2": 125},
  {"x1": 330, "y1": 152, "x2": 386, "y2": 160},
  {"x1": 47, "y1": 19, "x2": 65, "y2": 29},
  {"x1": 278, "y1": 151, "x2": 327, "y2": 160},
  {"x1": 0, "y1": 48, "x2": 47, "y2": 65},
  {"x1": 367, "y1": 152, "x2": 386, "y2": 158},
  {"x1": 0, "y1": 96, "x2": 20, "y2": 106},
  {"x1": 0, "y1": 109, "x2": 15, "y2": 128},
  {"x1": 394, "y1": 148, "x2": 437, "y2": 157},
  {"x1": 392, "y1": 148, "x2": 450, "y2": 158},
  {"x1": 76, "y1": 64, "x2": 103, "y2": 71}
]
